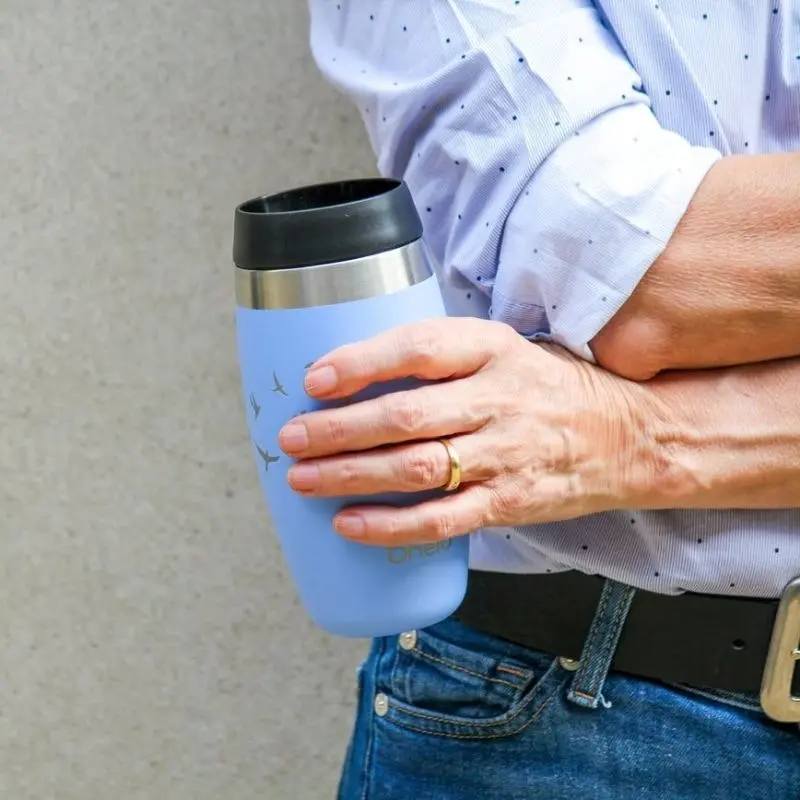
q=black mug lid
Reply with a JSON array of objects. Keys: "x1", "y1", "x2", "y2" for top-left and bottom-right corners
[{"x1": 232, "y1": 178, "x2": 423, "y2": 271}]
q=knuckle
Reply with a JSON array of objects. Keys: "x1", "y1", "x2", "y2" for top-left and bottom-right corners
[
  {"x1": 385, "y1": 395, "x2": 426, "y2": 435},
  {"x1": 403, "y1": 324, "x2": 441, "y2": 368},
  {"x1": 498, "y1": 437, "x2": 528, "y2": 470},
  {"x1": 490, "y1": 483, "x2": 528, "y2": 520},
  {"x1": 498, "y1": 321, "x2": 521, "y2": 346},
  {"x1": 324, "y1": 415, "x2": 349, "y2": 446},
  {"x1": 336, "y1": 459, "x2": 363, "y2": 491},
  {"x1": 500, "y1": 320, "x2": 524, "y2": 345},
  {"x1": 398, "y1": 449, "x2": 439, "y2": 489},
  {"x1": 426, "y1": 512, "x2": 459, "y2": 541},
  {"x1": 491, "y1": 326, "x2": 525, "y2": 365},
  {"x1": 492, "y1": 391, "x2": 519, "y2": 421}
]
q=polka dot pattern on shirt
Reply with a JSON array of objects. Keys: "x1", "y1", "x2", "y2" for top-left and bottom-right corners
[{"x1": 311, "y1": 0, "x2": 800, "y2": 598}]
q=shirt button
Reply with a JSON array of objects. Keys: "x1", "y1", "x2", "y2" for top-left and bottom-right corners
[
  {"x1": 374, "y1": 692, "x2": 389, "y2": 717},
  {"x1": 559, "y1": 656, "x2": 581, "y2": 672},
  {"x1": 398, "y1": 631, "x2": 417, "y2": 650}
]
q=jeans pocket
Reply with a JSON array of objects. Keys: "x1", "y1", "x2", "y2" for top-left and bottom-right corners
[{"x1": 375, "y1": 618, "x2": 567, "y2": 740}]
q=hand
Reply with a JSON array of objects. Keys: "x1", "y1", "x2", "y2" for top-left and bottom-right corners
[{"x1": 278, "y1": 318, "x2": 652, "y2": 546}]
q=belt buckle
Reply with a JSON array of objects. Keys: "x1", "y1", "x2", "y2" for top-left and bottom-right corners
[{"x1": 760, "y1": 576, "x2": 800, "y2": 722}]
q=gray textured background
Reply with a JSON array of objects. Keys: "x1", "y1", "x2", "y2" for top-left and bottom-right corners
[{"x1": 1, "y1": 1, "x2": 373, "y2": 797}]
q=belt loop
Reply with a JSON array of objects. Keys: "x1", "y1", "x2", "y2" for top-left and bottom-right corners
[{"x1": 566, "y1": 579, "x2": 636, "y2": 710}]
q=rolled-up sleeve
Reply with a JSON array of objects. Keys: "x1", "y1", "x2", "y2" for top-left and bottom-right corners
[{"x1": 308, "y1": 0, "x2": 721, "y2": 359}]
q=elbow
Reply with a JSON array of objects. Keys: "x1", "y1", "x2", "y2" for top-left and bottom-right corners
[{"x1": 590, "y1": 316, "x2": 671, "y2": 382}]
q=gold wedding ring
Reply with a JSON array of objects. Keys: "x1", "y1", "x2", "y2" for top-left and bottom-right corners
[{"x1": 439, "y1": 438, "x2": 462, "y2": 492}]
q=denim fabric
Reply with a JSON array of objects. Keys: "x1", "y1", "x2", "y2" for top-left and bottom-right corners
[
  {"x1": 337, "y1": 609, "x2": 800, "y2": 798},
  {"x1": 566, "y1": 579, "x2": 635, "y2": 710}
]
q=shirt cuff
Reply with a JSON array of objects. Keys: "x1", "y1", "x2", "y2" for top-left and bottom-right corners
[{"x1": 489, "y1": 107, "x2": 722, "y2": 361}]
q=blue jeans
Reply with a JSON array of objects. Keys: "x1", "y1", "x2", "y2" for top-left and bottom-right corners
[{"x1": 337, "y1": 580, "x2": 800, "y2": 799}]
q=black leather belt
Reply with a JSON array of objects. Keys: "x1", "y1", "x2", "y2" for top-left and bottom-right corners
[{"x1": 454, "y1": 570, "x2": 800, "y2": 721}]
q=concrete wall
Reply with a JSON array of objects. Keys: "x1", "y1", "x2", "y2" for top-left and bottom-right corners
[{"x1": 1, "y1": 1, "x2": 372, "y2": 796}]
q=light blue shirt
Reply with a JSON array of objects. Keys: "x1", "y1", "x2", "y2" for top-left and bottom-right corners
[{"x1": 307, "y1": 0, "x2": 800, "y2": 598}]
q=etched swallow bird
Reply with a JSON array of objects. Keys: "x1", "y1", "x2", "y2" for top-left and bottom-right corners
[
  {"x1": 249, "y1": 392, "x2": 261, "y2": 420},
  {"x1": 255, "y1": 443, "x2": 280, "y2": 471},
  {"x1": 271, "y1": 370, "x2": 288, "y2": 396}
]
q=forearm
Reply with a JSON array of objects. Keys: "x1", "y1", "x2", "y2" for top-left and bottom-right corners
[
  {"x1": 625, "y1": 356, "x2": 800, "y2": 509},
  {"x1": 310, "y1": 0, "x2": 731, "y2": 367},
  {"x1": 593, "y1": 154, "x2": 800, "y2": 380}
]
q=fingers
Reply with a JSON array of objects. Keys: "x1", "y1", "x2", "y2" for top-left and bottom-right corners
[
  {"x1": 331, "y1": 484, "x2": 493, "y2": 544},
  {"x1": 303, "y1": 318, "x2": 502, "y2": 400},
  {"x1": 286, "y1": 435, "x2": 498, "y2": 497},
  {"x1": 279, "y1": 379, "x2": 491, "y2": 458}
]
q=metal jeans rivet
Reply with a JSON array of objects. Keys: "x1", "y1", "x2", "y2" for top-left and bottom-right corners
[
  {"x1": 374, "y1": 692, "x2": 389, "y2": 717},
  {"x1": 398, "y1": 631, "x2": 417, "y2": 650},
  {"x1": 559, "y1": 656, "x2": 581, "y2": 672}
]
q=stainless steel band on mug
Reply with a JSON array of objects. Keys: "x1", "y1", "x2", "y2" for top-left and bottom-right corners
[{"x1": 234, "y1": 241, "x2": 432, "y2": 310}]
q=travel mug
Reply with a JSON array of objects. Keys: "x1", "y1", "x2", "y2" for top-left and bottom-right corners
[{"x1": 233, "y1": 178, "x2": 470, "y2": 638}]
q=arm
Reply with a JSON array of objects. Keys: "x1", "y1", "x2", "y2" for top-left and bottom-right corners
[
  {"x1": 308, "y1": 0, "x2": 720, "y2": 366},
  {"x1": 310, "y1": 4, "x2": 800, "y2": 383},
  {"x1": 627, "y1": 355, "x2": 800, "y2": 509},
  {"x1": 592, "y1": 154, "x2": 800, "y2": 380},
  {"x1": 277, "y1": 319, "x2": 800, "y2": 547}
]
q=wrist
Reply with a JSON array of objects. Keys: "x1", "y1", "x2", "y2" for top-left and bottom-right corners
[
  {"x1": 601, "y1": 375, "x2": 699, "y2": 512},
  {"x1": 617, "y1": 360, "x2": 800, "y2": 511}
]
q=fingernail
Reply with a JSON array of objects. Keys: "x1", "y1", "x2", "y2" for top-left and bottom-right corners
[
  {"x1": 334, "y1": 513, "x2": 365, "y2": 538},
  {"x1": 279, "y1": 423, "x2": 308, "y2": 452},
  {"x1": 287, "y1": 463, "x2": 319, "y2": 491},
  {"x1": 305, "y1": 365, "x2": 337, "y2": 395}
]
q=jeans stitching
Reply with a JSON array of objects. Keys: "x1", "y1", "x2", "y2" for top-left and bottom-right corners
[
  {"x1": 496, "y1": 664, "x2": 530, "y2": 679},
  {"x1": 387, "y1": 659, "x2": 563, "y2": 729},
  {"x1": 383, "y1": 681, "x2": 562, "y2": 741},
  {"x1": 358, "y1": 639, "x2": 383, "y2": 800},
  {"x1": 580, "y1": 592, "x2": 613, "y2": 668},
  {"x1": 390, "y1": 638, "x2": 402, "y2": 699},
  {"x1": 568, "y1": 582, "x2": 635, "y2": 706},
  {"x1": 594, "y1": 586, "x2": 632, "y2": 664},
  {"x1": 572, "y1": 601, "x2": 611, "y2": 689},
  {"x1": 411, "y1": 646, "x2": 527, "y2": 690},
  {"x1": 600, "y1": 587, "x2": 633, "y2": 661}
]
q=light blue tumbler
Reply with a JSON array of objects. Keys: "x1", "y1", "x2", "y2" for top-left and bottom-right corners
[{"x1": 233, "y1": 178, "x2": 469, "y2": 638}]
